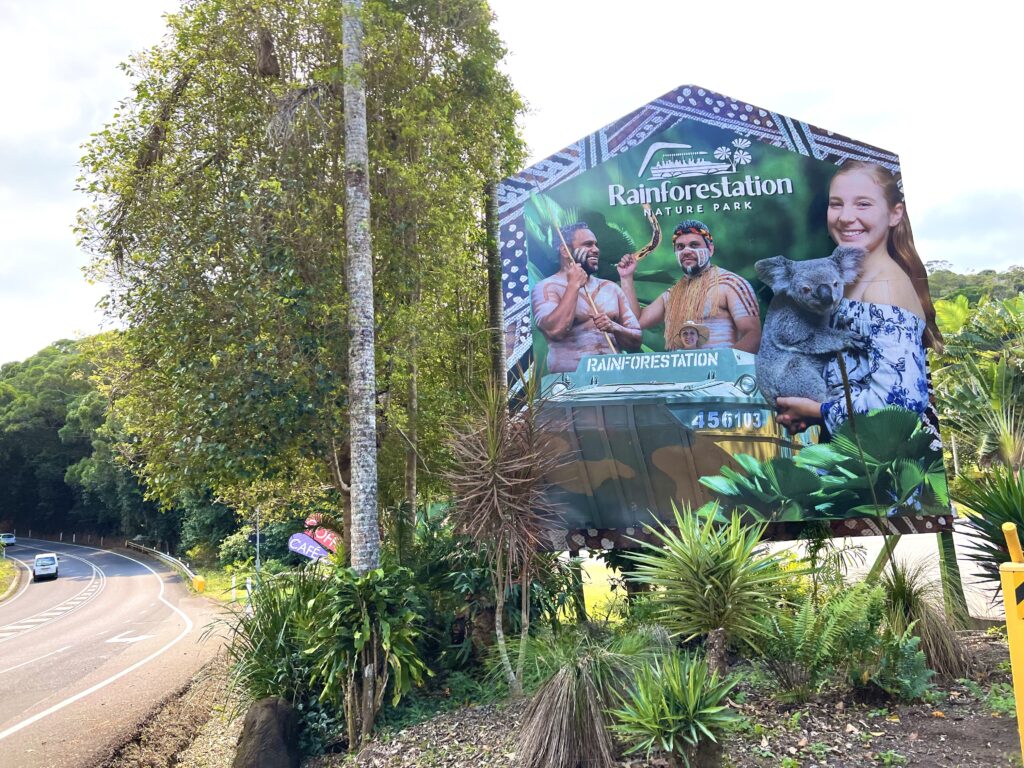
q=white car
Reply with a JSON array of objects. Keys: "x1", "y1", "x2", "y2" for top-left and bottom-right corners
[
  {"x1": 0, "y1": 533, "x2": 15, "y2": 547},
  {"x1": 32, "y1": 553, "x2": 59, "y2": 581}
]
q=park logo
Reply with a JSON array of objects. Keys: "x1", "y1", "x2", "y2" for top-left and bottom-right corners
[
  {"x1": 637, "y1": 138, "x2": 753, "y2": 180},
  {"x1": 607, "y1": 135, "x2": 794, "y2": 209}
]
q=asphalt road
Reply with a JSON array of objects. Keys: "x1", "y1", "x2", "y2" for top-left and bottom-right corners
[{"x1": 0, "y1": 539, "x2": 223, "y2": 768}]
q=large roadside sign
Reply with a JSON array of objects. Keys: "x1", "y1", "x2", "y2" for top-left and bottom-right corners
[{"x1": 498, "y1": 84, "x2": 951, "y2": 549}]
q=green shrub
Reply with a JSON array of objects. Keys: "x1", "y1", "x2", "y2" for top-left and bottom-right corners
[
  {"x1": 304, "y1": 565, "x2": 430, "y2": 751},
  {"x1": 628, "y1": 504, "x2": 793, "y2": 675},
  {"x1": 849, "y1": 625, "x2": 934, "y2": 702},
  {"x1": 184, "y1": 541, "x2": 218, "y2": 567},
  {"x1": 514, "y1": 628, "x2": 666, "y2": 768},
  {"x1": 881, "y1": 559, "x2": 969, "y2": 678},
  {"x1": 759, "y1": 584, "x2": 885, "y2": 700},
  {"x1": 613, "y1": 593, "x2": 668, "y2": 634},
  {"x1": 216, "y1": 566, "x2": 333, "y2": 753},
  {"x1": 873, "y1": 628, "x2": 934, "y2": 701},
  {"x1": 218, "y1": 529, "x2": 252, "y2": 567},
  {"x1": 956, "y1": 467, "x2": 1024, "y2": 592},
  {"x1": 610, "y1": 650, "x2": 741, "y2": 768}
]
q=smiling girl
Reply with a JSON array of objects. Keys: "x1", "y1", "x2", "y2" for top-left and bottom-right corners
[{"x1": 774, "y1": 161, "x2": 943, "y2": 437}]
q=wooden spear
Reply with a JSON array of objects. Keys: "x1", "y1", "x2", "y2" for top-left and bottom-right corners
[{"x1": 550, "y1": 218, "x2": 617, "y2": 354}]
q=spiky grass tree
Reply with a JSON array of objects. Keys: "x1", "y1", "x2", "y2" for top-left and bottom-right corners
[
  {"x1": 446, "y1": 376, "x2": 557, "y2": 696},
  {"x1": 628, "y1": 504, "x2": 792, "y2": 677},
  {"x1": 515, "y1": 628, "x2": 667, "y2": 768},
  {"x1": 881, "y1": 558, "x2": 969, "y2": 678}
]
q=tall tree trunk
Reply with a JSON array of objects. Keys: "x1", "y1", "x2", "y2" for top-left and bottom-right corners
[
  {"x1": 343, "y1": 0, "x2": 380, "y2": 574},
  {"x1": 492, "y1": 566, "x2": 519, "y2": 696},
  {"x1": 514, "y1": 563, "x2": 531, "y2": 689},
  {"x1": 402, "y1": 225, "x2": 419, "y2": 566},
  {"x1": 484, "y1": 178, "x2": 505, "y2": 389}
]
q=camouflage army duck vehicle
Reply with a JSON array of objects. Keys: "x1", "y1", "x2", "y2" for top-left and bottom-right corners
[{"x1": 537, "y1": 349, "x2": 806, "y2": 545}]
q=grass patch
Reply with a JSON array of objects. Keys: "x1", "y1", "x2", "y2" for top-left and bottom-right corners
[
  {"x1": 197, "y1": 567, "x2": 256, "y2": 603},
  {"x1": 0, "y1": 556, "x2": 19, "y2": 597}
]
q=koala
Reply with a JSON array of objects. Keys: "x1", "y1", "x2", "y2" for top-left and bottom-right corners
[{"x1": 754, "y1": 246, "x2": 865, "y2": 406}]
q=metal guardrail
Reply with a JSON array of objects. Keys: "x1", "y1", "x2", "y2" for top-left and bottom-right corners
[{"x1": 125, "y1": 540, "x2": 206, "y2": 592}]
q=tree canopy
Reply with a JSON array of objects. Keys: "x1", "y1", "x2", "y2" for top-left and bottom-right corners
[{"x1": 76, "y1": 0, "x2": 524, "y2": 542}]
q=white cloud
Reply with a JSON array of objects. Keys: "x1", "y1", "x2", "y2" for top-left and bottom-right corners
[
  {"x1": 0, "y1": 0, "x2": 174, "y2": 364},
  {"x1": 1, "y1": 0, "x2": 1019, "y2": 363}
]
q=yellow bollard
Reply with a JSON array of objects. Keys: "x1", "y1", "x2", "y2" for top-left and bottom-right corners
[
  {"x1": 193, "y1": 575, "x2": 206, "y2": 593},
  {"x1": 999, "y1": 522, "x2": 1024, "y2": 764}
]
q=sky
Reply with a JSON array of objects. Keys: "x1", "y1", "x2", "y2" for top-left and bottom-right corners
[{"x1": 1, "y1": 0, "x2": 1022, "y2": 366}]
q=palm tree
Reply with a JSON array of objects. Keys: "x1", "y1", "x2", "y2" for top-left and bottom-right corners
[
  {"x1": 934, "y1": 296, "x2": 1024, "y2": 471},
  {"x1": 343, "y1": 0, "x2": 380, "y2": 574}
]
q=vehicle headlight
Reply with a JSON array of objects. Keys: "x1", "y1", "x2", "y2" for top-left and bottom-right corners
[
  {"x1": 736, "y1": 374, "x2": 758, "y2": 395},
  {"x1": 550, "y1": 382, "x2": 568, "y2": 397}
]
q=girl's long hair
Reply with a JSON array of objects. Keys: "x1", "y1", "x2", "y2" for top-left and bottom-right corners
[{"x1": 834, "y1": 161, "x2": 943, "y2": 351}]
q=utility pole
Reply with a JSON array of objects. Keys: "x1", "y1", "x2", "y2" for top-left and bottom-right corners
[{"x1": 255, "y1": 505, "x2": 261, "y2": 574}]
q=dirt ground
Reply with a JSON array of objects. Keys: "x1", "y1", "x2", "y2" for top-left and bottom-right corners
[
  {"x1": 90, "y1": 658, "x2": 237, "y2": 768},
  {"x1": 307, "y1": 633, "x2": 1020, "y2": 768},
  {"x1": 95, "y1": 633, "x2": 1020, "y2": 768}
]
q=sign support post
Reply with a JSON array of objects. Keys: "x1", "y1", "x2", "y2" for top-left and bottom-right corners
[{"x1": 999, "y1": 522, "x2": 1024, "y2": 764}]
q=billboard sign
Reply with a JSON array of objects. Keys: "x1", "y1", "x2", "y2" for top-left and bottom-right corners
[{"x1": 498, "y1": 85, "x2": 950, "y2": 549}]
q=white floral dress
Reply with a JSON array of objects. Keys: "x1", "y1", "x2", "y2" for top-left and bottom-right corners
[{"x1": 820, "y1": 299, "x2": 933, "y2": 437}]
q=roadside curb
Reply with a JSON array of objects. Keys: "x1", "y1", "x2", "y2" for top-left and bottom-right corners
[{"x1": 0, "y1": 556, "x2": 24, "y2": 602}]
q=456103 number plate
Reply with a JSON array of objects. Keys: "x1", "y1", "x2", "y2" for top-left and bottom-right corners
[{"x1": 689, "y1": 409, "x2": 764, "y2": 430}]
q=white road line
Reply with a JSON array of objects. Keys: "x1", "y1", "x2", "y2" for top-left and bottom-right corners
[
  {"x1": 0, "y1": 562, "x2": 106, "y2": 644},
  {"x1": 0, "y1": 546, "x2": 194, "y2": 742},
  {"x1": 0, "y1": 645, "x2": 72, "y2": 676}
]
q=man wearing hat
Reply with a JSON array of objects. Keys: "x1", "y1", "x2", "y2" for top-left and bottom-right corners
[{"x1": 617, "y1": 219, "x2": 761, "y2": 353}]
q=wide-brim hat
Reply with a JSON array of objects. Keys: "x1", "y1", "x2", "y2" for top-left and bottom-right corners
[{"x1": 678, "y1": 321, "x2": 710, "y2": 344}]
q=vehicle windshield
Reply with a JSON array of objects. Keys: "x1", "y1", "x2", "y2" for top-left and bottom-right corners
[{"x1": 36, "y1": 557, "x2": 56, "y2": 566}]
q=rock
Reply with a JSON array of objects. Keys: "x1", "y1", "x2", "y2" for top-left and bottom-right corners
[{"x1": 232, "y1": 696, "x2": 299, "y2": 768}]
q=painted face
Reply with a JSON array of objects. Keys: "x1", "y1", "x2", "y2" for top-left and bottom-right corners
[
  {"x1": 827, "y1": 169, "x2": 904, "y2": 255},
  {"x1": 570, "y1": 228, "x2": 601, "y2": 274},
  {"x1": 673, "y1": 233, "x2": 712, "y2": 275},
  {"x1": 680, "y1": 328, "x2": 700, "y2": 349}
]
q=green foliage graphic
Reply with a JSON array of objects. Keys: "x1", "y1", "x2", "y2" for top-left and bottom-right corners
[{"x1": 701, "y1": 408, "x2": 948, "y2": 522}]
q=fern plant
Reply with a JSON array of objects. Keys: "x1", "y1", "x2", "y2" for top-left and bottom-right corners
[
  {"x1": 758, "y1": 584, "x2": 885, "y2": 700},
  {"x1": 872, "y1": 627, "x2": 935, "y2": 701}
]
